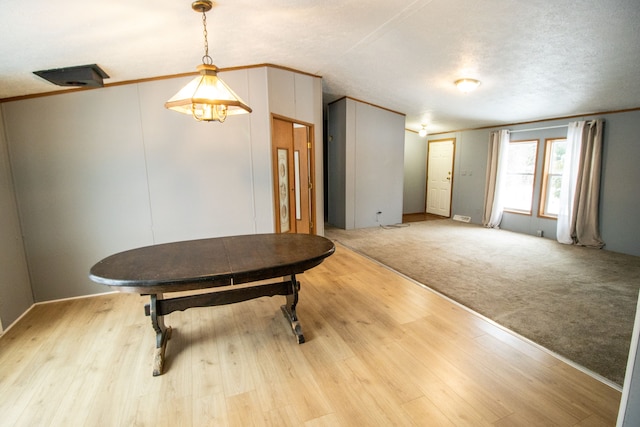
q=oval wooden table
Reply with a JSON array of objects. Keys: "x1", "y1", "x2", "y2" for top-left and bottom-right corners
[{"x1": 89, "y1": 233, "x2": 335, "y2": 376}]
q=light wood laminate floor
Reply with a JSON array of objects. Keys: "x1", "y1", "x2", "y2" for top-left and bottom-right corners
[{"x1": 0, "y1": 244, "x2": 621, "y2": 426}]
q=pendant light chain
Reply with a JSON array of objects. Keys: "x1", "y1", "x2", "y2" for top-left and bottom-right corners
[{"x1": 201, "y1": 9, "x2": 213, "y2": 65}]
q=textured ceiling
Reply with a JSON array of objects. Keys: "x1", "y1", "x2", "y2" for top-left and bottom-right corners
[{"x1": 1, "y1": 0, "x2": 639, "y2": 133}]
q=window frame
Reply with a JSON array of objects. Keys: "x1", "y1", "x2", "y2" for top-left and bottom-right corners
[
  {"x1": 538, "y1": 137, "x2": 567, "y2": 219},
  {"x1": 503, "y1": 139, "x2": 539, "y2": 216}
]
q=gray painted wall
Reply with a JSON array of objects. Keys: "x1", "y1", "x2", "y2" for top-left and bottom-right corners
[
  {"x1": 327, "y1": 100, "x2": 347, "y2": 229},
  {"x1": 0, "y1": 66, "x2": 324, "y2": 313},
  {"x1": 598, "y1": 111, "x2": 640, "y2": 256},
  {"x1": 403, "y1": 130, "x2": 426, "y2": 214},
  {"x1": 327, "y1": 98, "x2": 405, "y2": 229},
  {"x1": 0, "y1": 108, "x2": 33, "y2": 328},
  {"x1": 354, "y1": 102, "x2": 405, "y2": 228},
  {"x1": 450, "y1": 130, "x2": 493, "y2": 223}
]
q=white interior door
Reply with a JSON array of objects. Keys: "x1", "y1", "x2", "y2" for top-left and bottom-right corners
[{"x1": 426, "y1": 139, "x2": 455, "y2": 217}]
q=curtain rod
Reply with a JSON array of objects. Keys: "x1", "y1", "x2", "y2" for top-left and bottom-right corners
[{"x1": 509, "y1": 124, "x2": 568, "y2": 134}]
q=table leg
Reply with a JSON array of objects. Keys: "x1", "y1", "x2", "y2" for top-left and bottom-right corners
[
  {"x1": 149, "y1": 293, "x2": 172, "y2": 376},
  {"x1": 280, "y1": 274, "x2": 305, "y2": 344}
]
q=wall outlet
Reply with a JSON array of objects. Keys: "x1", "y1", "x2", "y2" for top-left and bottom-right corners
[{"x1": 536, "y1": 230, "x2": 544, "y2": 237}]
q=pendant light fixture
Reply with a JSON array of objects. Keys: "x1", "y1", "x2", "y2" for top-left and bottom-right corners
[
  {"x1": 165, "y1": 0, "x2": 252, "y2": 122},
  {"x1": 418, "y1": 125, "x2": 428, "y2": 137}
]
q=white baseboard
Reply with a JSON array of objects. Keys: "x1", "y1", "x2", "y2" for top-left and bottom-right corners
[
  {"x1": 0, "y1": 291, "x2": 117, "y2": 337},
  {"x1": 33, "y1": 290, "x2": 116, "y2": 306},
  {"x1": 0, "y1": 304, "x2": 34, "y2": 337}
]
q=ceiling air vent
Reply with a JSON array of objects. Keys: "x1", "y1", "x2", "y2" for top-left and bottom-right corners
[{"x1": 33, "y1": 64, "x2": 109, "y2": 88}]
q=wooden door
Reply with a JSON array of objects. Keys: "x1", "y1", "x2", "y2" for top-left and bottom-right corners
[
  {"x1": 426, "y1": 139, "x2": 455, "y2": 217},
  {"x1": 271, "y1": 116, "x2": 315, "y2": 234}
]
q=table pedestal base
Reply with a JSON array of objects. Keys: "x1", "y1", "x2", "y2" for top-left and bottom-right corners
[
  {"x1": 281, "y1": 288, "x2": 305, "y2": 344},
  {"x1": 152, "y1": 326, "x2": 172, "y2": 376},
  {"x1": 145, "y1": 274, "x2": 304, "y2": 376}
]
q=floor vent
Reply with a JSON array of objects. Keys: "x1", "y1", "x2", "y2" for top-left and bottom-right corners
[{"x1": 453, "y1": 215, "x2": 471, "y2": 223}]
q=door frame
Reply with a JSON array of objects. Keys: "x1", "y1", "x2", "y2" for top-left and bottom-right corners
[
  {"x1": 270, "y1": 114, "x2": 316, "y2": 234},
  {"x1": 425, "y1": 137, "x2": 456, "y2": 217}
]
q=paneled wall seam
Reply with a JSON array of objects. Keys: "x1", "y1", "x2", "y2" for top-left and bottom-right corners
[
  {"x1": 135, "y1": 84, "x2": 157, "y2": 244},
  {"x1": 0, "y1": 104, "x2": 36, "y2": 320}
]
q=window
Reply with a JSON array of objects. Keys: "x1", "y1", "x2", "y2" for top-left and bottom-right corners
[
  {"x1": 539, "y1": 138, "x2": 567, "y2": 218},
  {"x1": 503, "y1": 139, "x2": 538, "y2": 214}
]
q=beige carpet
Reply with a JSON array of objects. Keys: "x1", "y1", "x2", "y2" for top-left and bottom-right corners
[{"x1": 325, "y1": 219, "x2": 640, "y2": 386}]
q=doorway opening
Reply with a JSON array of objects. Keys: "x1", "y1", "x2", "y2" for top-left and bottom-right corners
[{"x1": 271, "y1": 115, "x2": 316, "y2": 234}]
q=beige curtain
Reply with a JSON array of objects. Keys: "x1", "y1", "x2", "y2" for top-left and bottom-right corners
[
  {"x1": 557, "y1": 119, "x2": 605, "y2": 248},
  {"x1": 482, "y1": 130, "x2": 510, "y2": 228},
  {"x1": 573, "y1": 120, "x2": 605, "y2": 247}
]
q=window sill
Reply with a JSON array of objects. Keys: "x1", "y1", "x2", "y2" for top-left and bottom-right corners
[
  {"x1": 538, "y1": 214, "x2": 558, "y2": 220},
  {"x1": 503, "y1": 209, "x2": 532, "y2": 216}
]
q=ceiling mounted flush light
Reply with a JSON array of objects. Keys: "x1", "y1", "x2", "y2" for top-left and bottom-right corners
[
  {"x1": 165, "y1": 0, "x2": 252, "y2": 122},
  {"x1": 419, "y1": 125, "x2": 428, "y2": 137},
  {"x1": 455, "y1": 78, "x2": 481, "y2": 93}
]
